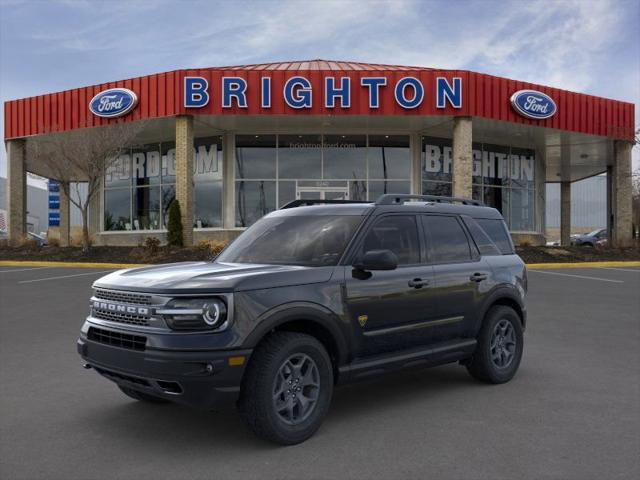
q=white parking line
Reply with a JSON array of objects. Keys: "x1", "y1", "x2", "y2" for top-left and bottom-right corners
[
  {"x1": 528, "y1": 270, "x2": 624, "y2": 283},
  {"x1": 18, "y1": 270, "x2": 114, "y2": 284},
  {"x1": 0, "y1": 267, "x2": 53, "y2": 273},
  {"x1": 597, "y1": 267, "x2": 640, "y2": 273}
]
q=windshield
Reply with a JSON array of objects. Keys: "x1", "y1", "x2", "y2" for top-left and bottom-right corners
[
  {"x1": 217, "y1": 215, "x2": 364, "y2": 266},
  {"x1": 587, "y1": 229, "x2": 604, "y2": 237}
]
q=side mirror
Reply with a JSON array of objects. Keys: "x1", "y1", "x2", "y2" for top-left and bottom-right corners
[{"x1": 354, "y1": 249, "x2": 398, "y2": 271}]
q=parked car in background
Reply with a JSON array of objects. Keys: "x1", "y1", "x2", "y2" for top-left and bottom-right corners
[{"x1": 571, "y1": 229, "x2": 607, "y2": 247}]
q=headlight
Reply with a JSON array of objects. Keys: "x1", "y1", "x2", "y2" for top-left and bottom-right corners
[{"x1": 157, "y1": 298, "x2": 228, "y2": 331}]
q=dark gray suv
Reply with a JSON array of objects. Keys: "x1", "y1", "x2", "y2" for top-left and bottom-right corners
[{"x1": 78, "y1": 194, "x2": 527, "y2": 444}]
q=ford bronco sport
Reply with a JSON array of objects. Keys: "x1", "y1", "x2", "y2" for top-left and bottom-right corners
[{"x1": 78, "y1": 194, "x2": 527, "y2": 444}]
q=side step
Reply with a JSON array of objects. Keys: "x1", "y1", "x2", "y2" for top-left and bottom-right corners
[{"x1": 337, "y1": 338, "x2": 477, "y2": 384}]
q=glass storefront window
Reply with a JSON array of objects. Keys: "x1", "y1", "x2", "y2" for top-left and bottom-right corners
[
  {"x1": 104, "y1": 188, "x2": 131, "y2": 231},
  {"x1": 422, "y1": 181, "x2": 452, "y2": 197},
  {"x1": 236, "y1": 180, "x2": 277, "y2": 227},
  {"x1": 161, "y1": 185, "x2": 175, "y2": 228},
  {"x1": 422, "y1": 136, "x2": 453, "y2": 183},
  {"x1": 369, "y1": 135, "x2": 410, "y2": 180},
  {"x1": 509, "y1": 188, "x2": 535, "y2": 231},
  {"x1": 278, "y1": 134, "x2": 322, "y2": 179},
  {"x1": 323, "y1": 135, "x2": 367, "y2": 180},
  {"x1": 423, "y1": 136, "x2": 537, "y2": 232},
  {"x1": 368, "y1": 180, "x2": 410, "y2": 200},
  {"x1": 132, "y1": 186, "x2": 160, "y2": 230},
  {"x1": 104, "y1": 137, "x2": 223, "y2": 232},
  {"x1": 236, "y1": 135, "x2": 276, "y2": 179}
]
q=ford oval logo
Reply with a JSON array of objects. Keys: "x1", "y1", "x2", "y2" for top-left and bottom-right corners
[
  {"x1": 510, "y1": 89, "x2": 556, "y2": 120},
  {"x1": 89, "y1": 88, "x2": 138, "y2": 118}
]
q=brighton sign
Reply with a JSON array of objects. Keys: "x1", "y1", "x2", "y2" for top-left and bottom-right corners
[
  {"x1": 89, "y1": 88, "x2": 138, "y2": 118},
  {"x1": 183, "y1": 76, "x2": 464, "y2": 110},
  {"x1": 510, "y1": 89, "x2": 557, "y2": 120}
]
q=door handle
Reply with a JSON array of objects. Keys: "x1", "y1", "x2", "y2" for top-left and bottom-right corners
[
  {"x1": 470, "y1": 272, "x2": 488, "y2": 282},
  {"x1": 408, "y1": 278, "x2": 430, "y2": 289}
]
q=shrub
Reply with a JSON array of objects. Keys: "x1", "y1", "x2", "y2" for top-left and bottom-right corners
[
  {"x1": 166, "y1": 200, "x2": 183, "y2": 247},
  {"x1": 197, "y1": 239, "x2": 227, "y2": 258},
  {"x1": 144, "y1": 236, "x2": 161, "y2": 255},
  {"x1": 48, "y1": 237, "x2": 60, "y2": 247}
]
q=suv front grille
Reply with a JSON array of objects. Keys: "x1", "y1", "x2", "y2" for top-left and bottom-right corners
[
  {"x1": 92, "y1": 310, "x2": 150, "y2": 326},
  {"x1": 87, "y1": 327, "x2": 146, "y2": 351},
  {"x1": 94, "y1": 289, "x2": 152, "y2": 305}
]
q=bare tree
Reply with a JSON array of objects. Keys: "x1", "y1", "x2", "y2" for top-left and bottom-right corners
[{"x1": 27, "y1": 122, "x2": 143, "y2": 250}]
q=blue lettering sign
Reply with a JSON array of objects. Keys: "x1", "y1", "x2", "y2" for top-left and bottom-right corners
[
  {"x1": 222, "y1": 77, "x2": 248, "y2": 108},
  {"x1": 394, "y1": 77, "x2": 424, "y2": 109},
  {"x1": 283, "y1": 76, "x2": 312, "y2": 109},
  {"x1": 436, "y1": 77, "x2": 462, "y2": 108},
  {"x1": 325, "y1": 77, "x2": 351, "y2": 108},
  {"x1": 360, "y1": 77, "x2": 387, "y2": 108},
  {"x1": 261, "y1": 77, "x2": 271, "y2": 108},
  {"x1": 184, "y1": 77, "x2": 209, "y2": 108}
]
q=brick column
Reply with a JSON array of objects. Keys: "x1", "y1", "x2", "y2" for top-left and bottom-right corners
[
  {"x1": 610, "y1": 141, "x2": 633, "y2": 247},
  {"x1": 222, "y1": 133, "x2": 236, "y2": 229},
  {"x1": 175, "y1": 115, "x2": 194, "y2": 246},
  {"x1": 560, "y1": 181, "x2": 571, "y2": 246},
  {"x1": 409, "y1": 133, "x2": 422, "y2": 195},
  {"x1": 6, "y1": 139, "x2": 27, "y2": 245},
  {"x1": 59, "y1": 181, "x2": 70, "y2": 247},
  {"x1": 452, "y1": 117, "x2": 472, "y2": 198}
]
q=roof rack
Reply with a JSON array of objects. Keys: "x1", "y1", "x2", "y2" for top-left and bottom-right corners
[
  {"x1": 375, "y1": 194, "x2": 484, "y2": 206},
  {"x1": 280, "y1": 199, "x2": 372, "y2": 209}
]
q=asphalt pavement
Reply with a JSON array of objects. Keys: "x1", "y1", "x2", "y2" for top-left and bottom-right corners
[{"x1": 1, "y1": 265, "x2": 639, "y2": 480}]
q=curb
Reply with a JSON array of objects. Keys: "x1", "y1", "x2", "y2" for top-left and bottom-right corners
[
  {"x1": 2, "y1": 260, "x2": 639, "y2": 270},
  {"x1": 526, "y1": 261, "x2": 640, "y2": 269},
  {"x1": 0, "y1": 260, "x2": 147, "y2": 269}
]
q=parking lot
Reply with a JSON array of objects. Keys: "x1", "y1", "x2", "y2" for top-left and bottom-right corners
[{"x1": 1, "y1": 264, "x2": 639, "y2": 480}]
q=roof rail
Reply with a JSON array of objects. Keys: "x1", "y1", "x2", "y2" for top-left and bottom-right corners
[
  {"x1": 375, "y1": 194, "x2": 484, "y2": 206},
  {"x1": 280, "y1": 199, "x2": 371, "y2": 209}
]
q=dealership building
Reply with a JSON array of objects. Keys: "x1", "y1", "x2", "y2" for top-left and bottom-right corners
[{"x1": 4, "y1": 60, "x2": 636, "y2": 246}]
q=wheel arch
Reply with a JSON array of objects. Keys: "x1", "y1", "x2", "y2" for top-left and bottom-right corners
[
  {"x1": 478, "y1": 288, "x2": 526, "y2": 331},
  {"x1": 243, "y1": 303, "x2": 350, "y2": 374}
]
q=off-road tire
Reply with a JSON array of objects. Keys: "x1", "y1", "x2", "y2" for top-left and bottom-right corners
[
  {"x1": 238, "y1": 332, "x2": 334, "y2": 445},
  {"x1": 466, "y1": 305, "x2": 523, "y2": 384},
  {"x1": 118, "y1": 385, "x2": 169, "y2": 403}
]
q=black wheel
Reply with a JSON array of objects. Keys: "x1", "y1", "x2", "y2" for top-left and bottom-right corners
[
  {"x1": 118, "y1": 385, "x2": 169, "y2": 403},
  {"x1": 239, "y1": 332, "x2": 334, "y2": 445},
  {"x1": 466, "y1": 306, "x2": 523, "y2": 384}
]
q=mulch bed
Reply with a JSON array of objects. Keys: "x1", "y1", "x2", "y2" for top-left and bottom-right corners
[
  {"x1": 516, "y1": 245, "x2": 640, "y2": 263},
  {"x1": 1, "y1": 244, "x2": 639, "y2": 265}
]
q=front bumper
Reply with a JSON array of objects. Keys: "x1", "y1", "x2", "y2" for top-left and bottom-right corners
[{"x1": 77, "y1": 335, "x2": 252, "y2": 410}]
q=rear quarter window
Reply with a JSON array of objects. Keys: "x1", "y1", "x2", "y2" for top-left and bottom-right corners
[{"x1": 475, "y1": 218, "x2": 514, "y2": 254}]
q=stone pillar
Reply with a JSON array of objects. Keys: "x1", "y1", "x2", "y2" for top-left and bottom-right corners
[
  {"x1": 59, "y1": 181, "x2": 70, "y2": 247},
  {"x1": 452, "y1": 116, "x2": 473, "y2": 198},
  {"x1": 222, "y1": 133, "x2": 236, "y2": 229},
  {"x1": 560, "y1": 181, "x2": 571, "y2": 246},
  {"x1": 610, "y1": 141, "x2": 633, "y2": 247},
  {"x1": 410, "y1": 133, "x2": 422, "y2": 195},
  {"x1": 175, "y1": 115, "x2": 194, "y2": 246},
  {"x1": 6, "y1": 139, "x2": 27, "y2": 245}
]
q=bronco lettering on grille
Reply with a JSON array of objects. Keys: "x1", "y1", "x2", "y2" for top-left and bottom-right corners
[{"x1": 91, "y1": 300, "x2": 149, "y2": 316}]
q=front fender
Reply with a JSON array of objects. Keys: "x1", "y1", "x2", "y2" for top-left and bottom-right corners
[{"x1": 242, "y1": 302, "x2": 350, "y2": 365}]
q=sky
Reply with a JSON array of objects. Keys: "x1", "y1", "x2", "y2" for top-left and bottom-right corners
[{"x1": 1, "y1": 0, "x2": 639, "y2": 183}]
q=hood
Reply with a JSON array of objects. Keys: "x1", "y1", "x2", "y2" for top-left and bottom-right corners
[{"x1": 93, "y1": 261, "x2": 335, "y2": 294}]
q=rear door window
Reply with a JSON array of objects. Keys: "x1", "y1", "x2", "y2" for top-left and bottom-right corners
[
  {"x1": 476, "y1": 218, "x2": 514, "y2": 254},
  {"x1": 422, "y1": 215, "x2": 472, "y2": 263}
]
